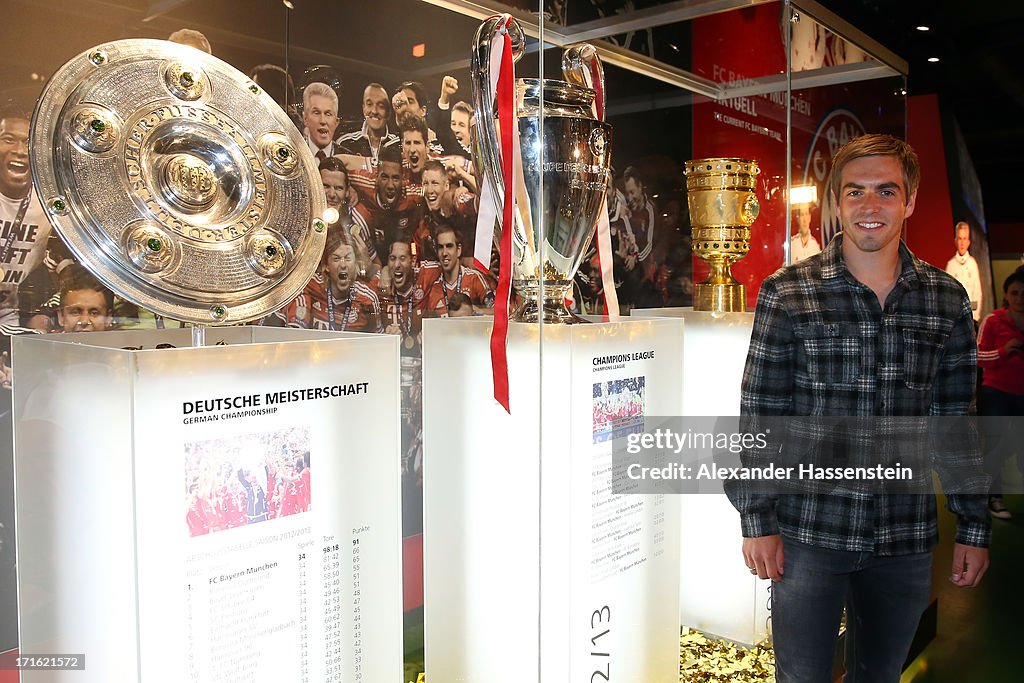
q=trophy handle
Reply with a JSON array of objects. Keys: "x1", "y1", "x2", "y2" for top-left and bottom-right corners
[
  {"x1": 471, "y1": 15, "x2": 526, "y2": 215},
  {"x1": 562, "y1": 44, "x2": 605, "y2": 121}
]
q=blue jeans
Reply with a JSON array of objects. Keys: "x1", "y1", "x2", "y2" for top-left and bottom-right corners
[{"x1": 772, "y1": 538, "x2": 932, "y2": 683}]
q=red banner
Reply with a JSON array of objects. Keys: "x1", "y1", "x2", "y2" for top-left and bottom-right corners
[{"x1": 692, "y1": 4, "x2": 904, "y2": 305}]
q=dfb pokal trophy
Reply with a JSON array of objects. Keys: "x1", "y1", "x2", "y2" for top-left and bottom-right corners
[
  {"x1": 472, "y1": 16, "x2": 612, "y2": 323},
  {"x1": 684, "y1": 158, "x2": 760, "y2": 313}
]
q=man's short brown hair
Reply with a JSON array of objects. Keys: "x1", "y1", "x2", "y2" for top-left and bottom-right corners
[
  {"x1": 58, "y1": 263, "x2": 114, "y2": 311},
  {"x1": 829, "y1": 133, "x2": 920, "y2": 204}
]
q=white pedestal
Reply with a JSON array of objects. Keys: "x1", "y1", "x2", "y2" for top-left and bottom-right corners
[
  {"x1": 13, "y1": 327, "x2": 403, "y2": 682},
  {"x1": 422, "y1": 317, "x2": 683, "y2": 683},
  {"x1": 632, "y1": 307, "x2": 770, "y2": 646}
]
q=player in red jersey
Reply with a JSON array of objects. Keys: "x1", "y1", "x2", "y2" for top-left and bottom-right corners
[
  {"x1": 419, "y1": 226, "x2": 493, "y2": 314},
  {"x1": 379, "y1": 237, "x2": 446, "y2": 351},
  {"x1": 274, "y1": 229, "x2": 383, "y2": 332},
  {"x1": 398, "y1": 113, "x2": 429, "y2": 194},
  {"x1": 349, "y1": 146, "x2": 425, "y2": 258},
  {"x1": 320, "y1": 158, "x2": 379, "y2": 271},
  {"x1": 186, "y1": 483, "x2": 213, "y2": 536},
  {"x1": 415, "y1": 160, "x2": 478, "y2": 264}
]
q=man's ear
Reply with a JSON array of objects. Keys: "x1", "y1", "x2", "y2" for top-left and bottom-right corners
[{"x1": 905, "y1": 189, "x2": 918, "y2": 220}]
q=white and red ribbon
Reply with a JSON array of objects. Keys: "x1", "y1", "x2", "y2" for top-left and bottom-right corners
[
  {"x1": 472, "y1": 14, "x2": 518, "y2": 413},
  {"x1": 579, "y1": 49, "x2": 618, "y2": 318},
  {"x1": 595, "y1": 201, "x2": 618, "y2": 316}
]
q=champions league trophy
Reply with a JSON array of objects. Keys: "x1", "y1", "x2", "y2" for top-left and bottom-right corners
[
  {"x1": 472, "y1": 17, "x2": 612, "y2": 323},
  {"x1": 30, "y1": 39, "x2": 327, "y2": 338},
  {"x1": 684, "y1": 157, "x2": 760, "y2": 313}
]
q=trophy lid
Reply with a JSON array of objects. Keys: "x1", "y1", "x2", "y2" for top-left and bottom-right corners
[{"x1": 30, "y1": 39, "x2": 327, "y2": 325}]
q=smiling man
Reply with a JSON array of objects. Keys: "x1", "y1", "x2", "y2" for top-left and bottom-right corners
[
  {"x1": 726, "y1": 134, "x2": 990, "y2": 682},
  {"x1": 0, "y1": 112, "x2": 51, "y2": 327},
  {"x1": 337, "y1": 83, "x2": 399, "y2": 166},
  {"x1": 448, "y1": 101, "x2": 473, "y2": 157},
  {"x1": 945, "y1": 221, "x2": 982, "y2": 322},
  {"x1": 420, "y1": 226, "x2": 491, "y2": 313},
  {"x1": 413, "y1": 160, "x2": 476, "y2": 263}
]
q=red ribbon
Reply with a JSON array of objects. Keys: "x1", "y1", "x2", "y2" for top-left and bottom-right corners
[{"x1": 489, "y1": 21, "x2": 515, "y2": 412}]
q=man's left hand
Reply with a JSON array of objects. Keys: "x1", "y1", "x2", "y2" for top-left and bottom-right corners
[{"x1": 950, "y1": 543, "x2": 989, "y2": 587}]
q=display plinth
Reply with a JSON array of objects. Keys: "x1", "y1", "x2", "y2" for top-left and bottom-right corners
[
  {"x1": 421, "y1": 317, "x2": 682, "y2": 683},
  {"x1": 632, "y1": 307, "x2": 769, "y2": 646},
  {"x1": 12, "y1": 327, "x2": 403, "y2": 682}
]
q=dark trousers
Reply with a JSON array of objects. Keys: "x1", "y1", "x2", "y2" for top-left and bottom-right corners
[
  {"x1": 978, "y1": 385, "x2": 1024, "y2": 496},
  {"x1": 772, "y1": 538, "x2": 932, "y2": 683}
]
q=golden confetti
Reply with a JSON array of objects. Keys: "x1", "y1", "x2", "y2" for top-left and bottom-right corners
[{"x1": 679, "y1": 627, "x2": 776, "y2": 682}]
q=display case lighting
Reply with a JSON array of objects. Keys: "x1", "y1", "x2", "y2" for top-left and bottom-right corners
[
  {"x1": 789, "y1": 184, "x2": 817, "y2": 206},
  {"x1": 916, "y1": 25, "x2": 930, "y2": 31},
  {"x1": 928, "y1": 57, "x2": 940, "y2": 63}
]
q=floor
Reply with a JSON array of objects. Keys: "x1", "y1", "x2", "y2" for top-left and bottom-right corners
[
  {"x1": 398, "y1": 492, "x2": 1024, "y2": 683},
  {"x1": 900, "y1": 492, "x2": 1023, "y2": 683}
]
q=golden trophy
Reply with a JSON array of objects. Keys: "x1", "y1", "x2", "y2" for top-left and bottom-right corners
[{"x1": 684, "y1": 157, "x2": 760, "y2": 313}]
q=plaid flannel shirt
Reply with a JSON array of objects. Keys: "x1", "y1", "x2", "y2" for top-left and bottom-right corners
[{"x1": 726, "y1": 234, "x2": 991, "y2": 554}]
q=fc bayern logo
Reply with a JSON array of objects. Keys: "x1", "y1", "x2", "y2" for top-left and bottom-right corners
[{"x1": 803, "y1": 109, "x2": 866, "y2": 245}]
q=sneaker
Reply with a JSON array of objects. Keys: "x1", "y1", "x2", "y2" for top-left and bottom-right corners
[{"x1": 989, "y1": 498, "x2": 1012, "y2": 520}]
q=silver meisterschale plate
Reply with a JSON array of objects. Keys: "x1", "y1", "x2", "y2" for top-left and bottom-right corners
[{"x1": 30, "y1": 39, "x2": 327, "y2": 324}]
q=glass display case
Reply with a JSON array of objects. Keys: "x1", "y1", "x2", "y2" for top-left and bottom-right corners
[{"x1": 0, "y1": 1, "x2": 910, "y2": 681}]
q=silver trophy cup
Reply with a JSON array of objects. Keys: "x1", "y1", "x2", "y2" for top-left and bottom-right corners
[{"x1": 472, "y1": 17, "x2": 612, "y2": 323}]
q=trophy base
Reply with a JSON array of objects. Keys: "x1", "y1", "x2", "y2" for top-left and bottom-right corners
[
  {"x1": 693, "y1": 283, "x2": 746, "y2": 313},
  {"x1": 512, "y1": 298, "x2": 588, "y2": 324},
  {"x1": 512, "y1": 282, "x2": 588, "y2": 324}
]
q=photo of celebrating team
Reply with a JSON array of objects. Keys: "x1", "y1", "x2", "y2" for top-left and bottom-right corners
[
  {"x1": 184, "y1": 427, "x2": 312, "y2": 538},
  {"x1": 593, "y1": 376, "x2": 646, "y2": 444}
]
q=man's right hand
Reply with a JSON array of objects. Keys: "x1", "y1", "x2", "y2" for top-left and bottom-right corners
[
  {"x1": 379, "y1": 266, "x2": 393, "y2": 290},
  {"x1": 743, "y1": 535, "x2": 785, "y2": 581},
  {"x1": 439, "y1": 76, "x2": 458, "y2": 106}
]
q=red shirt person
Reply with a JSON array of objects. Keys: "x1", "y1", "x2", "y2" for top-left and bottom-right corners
[
  {"x1": 419, "y1": 226, "x2": 492, "y2": 313},
  {"x1": 275, "y1": 229, "x2": 383, "y2": 332},
  {"x1": 350, "y1": 146, "x2": 425, "y2": 258},
  {"x1": 379, "y1": 238, "x2": 446, "y2": 350}
]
